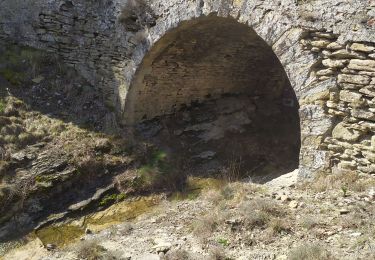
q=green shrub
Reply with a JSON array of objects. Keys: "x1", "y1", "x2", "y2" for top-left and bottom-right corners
[{"x1": 0, "y1": 99, "x2": 5, "y2": 114}]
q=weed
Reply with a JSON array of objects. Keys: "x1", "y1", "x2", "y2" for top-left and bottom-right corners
[
  {"x1": 99, "y1": 193, "x2": 126, "y2": 206},
  {"x1": 217, "y1": 238, "x2": 229, "y2": 247},
  {"x1": 341, "y1": 185, "x2": 348, "y2": 197}
]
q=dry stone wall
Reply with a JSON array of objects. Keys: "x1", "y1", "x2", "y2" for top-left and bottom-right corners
[
  {"x1": 299, "y1": 33, "x2": 375, "y2": 175},
  {"x1": 0, "y1": 0, "x2": 374, "y2": 177}
]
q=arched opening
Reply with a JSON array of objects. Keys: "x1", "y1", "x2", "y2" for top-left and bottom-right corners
[{"x1": 126, "y1": 16, "x2": 301, "y2": 181}]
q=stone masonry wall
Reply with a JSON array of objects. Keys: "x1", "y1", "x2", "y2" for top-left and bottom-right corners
[
  {"x1": 0, "y1": 0, "x2": 374, "y2": 177},
  {"x1": 300, "y1": 33, "x2": 375, "y2": 174}
]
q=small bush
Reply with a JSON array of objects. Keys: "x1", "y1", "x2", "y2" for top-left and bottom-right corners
[
  {"x1": 269, "y1": 218, "x2": 291, "y2": 235},
  {"x1": 73, "y1": 239, "x2": 112, "y2": 260},
  {"x1": 193, "y1": 213, "x2": 219, "y2": 241},
  {"x1": 300, "y1": 216, "x2": 319, "y2": 230},
  {"x1": 288, "y1": 244, "x2": 335, "y2": 260},
  {"x1": 239, "y1": 198, "x2": 286, "y2": 230}
]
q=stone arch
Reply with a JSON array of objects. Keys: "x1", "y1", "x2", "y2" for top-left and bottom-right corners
[
  {"x1": 124, "y1": 15, "x2": 302, "y2": 179},
  {"x1": 125, "y1": 16, "x2": 296, "y2": 123}
]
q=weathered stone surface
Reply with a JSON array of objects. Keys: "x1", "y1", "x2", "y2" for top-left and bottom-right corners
[
  {"x1": 352, "y1": 109, "x2": 375, "y2": 121},
  {"x1": 338, "y1": 74, "x2": 371, "y2": 85},
  {"x1": 316, "y1": 68, "x2": 334, "y2": 76},
  {"x1": 350, "y1": 43, "x2": 375, "y2": 53},
  {"x1": 322, "y1": 59, "x2": 347, "y2": 68},
  {"x1": 311, "y1": 40, "x2": 331, "y2": 48},
  {"x1": 326, "y1": 42, "x2": 343, "y2": 50},
  {"x1": 330, "y1": 49, "x2": 366, "y2": 59},
  {"x1": 332, "y1": 122, "x2": 362, "y2": 142},
  {"x1": 339, "y1": 90, "x2": 364, "y2": 106},
  {"x1": 348, "y1": 59, "x2": 375, "y2": 72}
]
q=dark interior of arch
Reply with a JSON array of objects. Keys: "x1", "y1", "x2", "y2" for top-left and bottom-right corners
[{"x1": 128, "y1": 16, "x2": 301, "y2": 182}]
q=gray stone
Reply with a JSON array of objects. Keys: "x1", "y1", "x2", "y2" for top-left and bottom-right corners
[{"x1": 338, "y1": 74, "x2": 371, "y2": 85}]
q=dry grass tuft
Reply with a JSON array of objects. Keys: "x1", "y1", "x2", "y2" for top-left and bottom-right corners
[
  {"x1": 72, "y1": 239, "x2": 121, "y2": 260},
  {"x1": 165, "y1": 249, "x2": 192, "y2": 260},
  {"x1": 300, "y1": 170, "x2": 375, "y2": 194},
  {"x1": 288, "y1": 243, "x2": 335, "y2": 260},
  {"x1": 207, "y1": 246, "x2": 230, "y2": 260},
  {"x1": 299, "y1": 216, "x2": 320, "y2": 230}
]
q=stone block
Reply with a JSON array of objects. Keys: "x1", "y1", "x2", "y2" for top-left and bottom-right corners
[
  {"x1": 326, "y1": 42, "x2": 343, "y2": 50},
  {"x1": 316, "y1": 68, "x2": 334, "y2": 76},
  {"x1": 338, "y1": 74, "x2": 371, "y2": 85},
  {"x1": 352, "y1": 109, "x2": 375, "y2": 121},
  {"x1": 359, "y1": 86, "x2": 375, "y2": 97},
  {"x1": 350, "y1": 43, "x2": 375, "y2": 53},
  {"x1": 322, "y1": 59, "x2": 347, "y2": 68},
  {"x1": 311, "y1": 40, "x2": 331, "y2": 48},
  {"x1": 332, "y1": 122, "x2": 362, "y2": 142},
  {"x1": 348, "y1": 59, "x2": 375, "y2": 72},
  {"x1": 339, "y1": 90, "x2": 363, "y2": 102},
  {"x1": 330, "y1": 49, "x2": 366, "y2": 59}
]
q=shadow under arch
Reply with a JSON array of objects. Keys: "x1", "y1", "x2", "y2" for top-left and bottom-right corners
[{"x1": 126, "y1": 15, "x2": 301, "y2": 183}]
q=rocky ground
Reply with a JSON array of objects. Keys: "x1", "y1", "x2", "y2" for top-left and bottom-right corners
[{"x1": 2, "y1": 170, "x2": 375, "y2": 260}]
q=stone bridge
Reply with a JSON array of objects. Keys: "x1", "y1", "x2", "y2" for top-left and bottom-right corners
[{"x1": 1, "y1": 0, "x2": 375, "y2": 177}]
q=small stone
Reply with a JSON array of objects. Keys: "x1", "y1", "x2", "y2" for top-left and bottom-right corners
[
  {"x1": 339, "y1": 208, "x2": 350, "y2": 215},
  {"x1": 350, "y1": 43, "x2": 375, "y2": 53},
  {"x1": 32, "y1": 76, "x2": 45, "y2": 84},
  {"x1": 311, "y1": 32, "x2": 336, "y2": 39},
  {"x1": 46, "y1": 244, "x2": 56, "y2": 251},
  {"x1": 289, "y1": 200, "x2": 298, "y2": 209},
  {"x1": 85, "y1": 228, "x2": 92, "y2": 234},
  {"x1": 152, "y1": 242, "x2": 172, "y2": 254},
  {"x1": 349, "y1": 232, "x2": 362, "y2": 237},
  {"x1": 280, "y1": 195, "x2": 291, "y2": 202},
  {"x1": 369, "y1": 188, "x2": 375, "y2": 200}
]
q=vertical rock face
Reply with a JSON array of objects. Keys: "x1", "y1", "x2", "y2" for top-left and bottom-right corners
[{"x1": 0, "y1": 0, "x2": 374, "y2": 177}]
